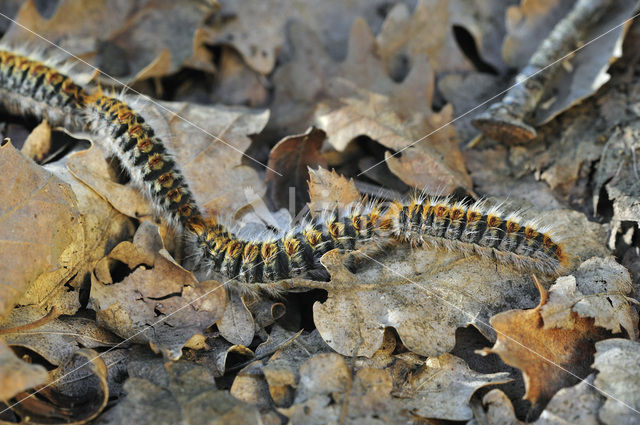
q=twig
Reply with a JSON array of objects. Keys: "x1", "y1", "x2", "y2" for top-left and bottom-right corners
[
  {"x1": 472, "y1": 0, "x2": 610, "y2": 144},
  {"x1": 0, "y1": 307, "x2": 61, "y2": 335}
]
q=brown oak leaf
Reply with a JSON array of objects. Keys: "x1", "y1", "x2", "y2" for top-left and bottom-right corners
[{"x1": 479, "y1": 275, "x2": 610, "y2": 407}]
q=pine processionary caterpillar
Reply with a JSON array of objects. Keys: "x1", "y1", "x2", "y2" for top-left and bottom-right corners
[
  {"x1": 0, "y1": 47, "x2": 571, "y2": 288},
  {"x1": 0, "y1": 47, "x2": 87, "y2": 128},
  {"x1": 84, "y1": 92, "x2": 202, "y2": 227},
  {"x1": 186, "y1": 197, "x2": 571, "y2": 286}
]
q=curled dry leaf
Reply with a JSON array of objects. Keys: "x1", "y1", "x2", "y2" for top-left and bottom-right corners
[
  {"x1": 307, "y1": 166, "x2": 361, "y2": 214},
  {"x1": 0, "y1": 339, "x2": 47, "y2": 401},
  {"x1": 90, "y1": 223, "x2": 227, "y2": 361},
  {"x1": 95, "y1": 349, "x2": 261, "y2": 425},
  {"x1": 195, "y1": 337, "x2": 255, "y2": 378},
  {"x1": 1, "y1": 310, "x2": 120, "y2": 367},
  {"x1": 248, "y1": 297, "x2": 286, "y2": 331},
  {"x1": 9, "y1": 348, "x2": 109, "y2": 425},
  {"x1": 473, "y1": 375, "x2": 604, "y2": 425},
  {"x1": 394, "y1": 353, "x2": 511, "y2": 421},
  {"x1": 139, "y1": 100, "x2": 269, "y2": 214},
  {"x1": 498, "y1": 0, "x2": 636, "y2": 127},
  {"x1": 478, "y1": 273, "x2": 610, "y2": 408},
  {"x1": 20, "y1": 119, "x2": 51, "y2": 162},
  {"x1": 0, "y1": 141, "x2": 83, "y2": 319},
  {"x1": 593, "y1": 339, "x2": 640, "y2": 425},
  {"x1": 271, "y1": 19, "x2": 472, "y2": 193},
  {"x1": 265, "y1": 127, "x2": 328, "y2": 212},
  {"x1": 3, "y1": 0, "x2": 215, "y2": 83},
  {"x1": 307, "y1": 208, "x2": 607, "y2": 359},
  {"x1": 540, "y1": 257, "x2": 638, "y2": 338}
]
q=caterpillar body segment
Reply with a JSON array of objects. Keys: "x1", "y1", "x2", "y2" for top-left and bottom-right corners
[
  {"x1": 85, "y1": 93, "x2": 201, "y2": 228},
  {"x1": 186, "y1": 206, "x2": 378, "y2": 285},
  {"x1": 388, "y1": 196, "x2": 570, "y2": 275},
  {"x1": 0, "y1": 48, "x2": 87, "y2": 128}
]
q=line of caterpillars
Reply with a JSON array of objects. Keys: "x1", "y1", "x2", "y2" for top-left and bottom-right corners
[{"x1": 0, "y1": 49, "x2": 569, "y2": 285}]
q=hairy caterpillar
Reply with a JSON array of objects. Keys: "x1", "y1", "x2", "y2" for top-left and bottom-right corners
[
  {"x1": 0, "y1": 47, "x2": 201, "y2": 228},
  {"x1": 0, "y1": 48, "x2": 570, "y2": 287},
  {"x1": 84, "y1": 92, "x2": 201, "y2": 227},
  {"x1": 0, "y1": 46, "x2": 87, "y2": 128},
  {"x1": 187, "y1": 196, "x2": 570, "y2": 286}
]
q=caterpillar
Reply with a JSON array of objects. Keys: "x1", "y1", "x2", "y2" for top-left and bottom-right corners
[
  {"x1": 0, "y1": 47, "x2": 570, "y2": 288},
  {"x1": 84, "y1": 92, "x2": 201, "y2": 227},
  {"x1": 0, "y1": 46, "x2": 87, "y2": 129},
  {"x1": 187, "y1": 197, "x2": 570, "y2": 286},
  {"x1": 0, "y1": 46, "x2": 201, "y2": 228}
]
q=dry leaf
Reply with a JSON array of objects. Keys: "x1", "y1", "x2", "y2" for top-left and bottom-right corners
[
  {"x1": 230, "y1": 361, "x2": 276, "y2": 418},
  {"x1": 260, "y1": 327, "x2": 332, "y2": 407},
  {"x1": 278, "y1": 353, "x2": 412, "y2": 424},
  {"x1": 209, "y1": 46, "x2": 268, "y2": 107},
  {"x1": 540, "y1": 257, "x2": 638, "y2": 338},
  {"x1": 377, "y1": 0, "x2": 516, "y2": 76},
  {"x1": 474, "y1": 376, "x2": 604, "y2": 425},
  {"x1": 395, "y1": 353, "x2": 511, "y2": 421},
  {"x1": 20, "y1": 120, "x2": 51, "y2": 162},
  {"x1": 307, "y1": 167, "x2": 361, "y2": 214},
  {"x1": 181, "y1": 335, "x2": 255, "y2": 378},
  {"x1": 593, "y1": 339, "x2": 640, "y2": 425},
  {"x1": 9, "y1": 348, "x2": 109, "y2": 425},
  {"x1": 438, "y1": 72, "x2": 507, "y2": 141},
  {"x1": 305, "y1": 206, "x2": 607, "y2": 359},
  {"x1": 0, "y1": 141, "x2": 83, "y2": 319},
  {"x1": 35, "y1": 158, "x2": 135, "y2": 316},
  {"x1": 90, "y1": 223, "x2": 227, "y2": 360},
  {"x1": 0, "y1": 340, "x2": 47, "y2": 401},
  {"x1": 66, "y1": 145, "x2": 153, "y2": 221},
  {"x1": 265, "y1": 127, "x2": 328, "y2": 212},
  {"x1": 479, "y1": 276, "x2": 609, "y2": 407},
  {"x1": 463, "y1": 146, "x2": 565, "y2": 211},
  {"x1": 1, "y1": 312, "x2": 120, "y2": 367},
  {"x1": 3, "y1": 0, "x2": 215, "y2": 83},
  {"x1": 592, "y1": 125, "x2": 640, "y2": 249},
  {"x1": 217, "y1": 292, "x2": 255, "y2": 347},
  {"x1": 272, "y1": 18, "x2": 471, "y2": 192},
  {"x1": 274, "y1": 19, "x2": 471, "y2": 191}
]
